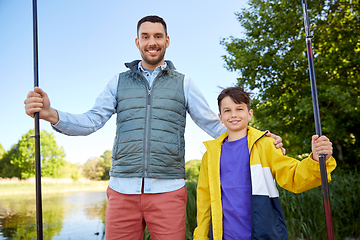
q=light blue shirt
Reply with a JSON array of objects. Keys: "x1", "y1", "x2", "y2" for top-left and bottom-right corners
[{"x1": 52, "y1": 61, "x2": 226, "y2": 194}]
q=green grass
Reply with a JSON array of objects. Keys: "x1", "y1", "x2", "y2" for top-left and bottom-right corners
[{"x1": 279, "y1": 170, "x2": 360, "y2": 239}]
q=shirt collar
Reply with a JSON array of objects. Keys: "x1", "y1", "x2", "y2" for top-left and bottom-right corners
[{"x1": 137, "y1": 61, "x2": 167, "y2": 73}]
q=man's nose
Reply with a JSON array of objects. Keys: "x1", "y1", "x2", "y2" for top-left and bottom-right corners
[{"x1": 149, "y1": 36, "x2": 156, "y2": 45}]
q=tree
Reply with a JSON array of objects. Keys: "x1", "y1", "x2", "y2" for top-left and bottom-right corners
[
  {"x1": 0, "y1": 144, "x2": 4, "y2": 159},
  {"x1": 83, "y1": 157, "x2": 104, "y2": 180},
  {"x1": 6, "y1": 129, "x2": 66, "y2": 178},
  {"x1": 0, "y1": 147, "x2": 21, "y2": 178},
  {"x1": 82, "y1": 150, "x2": 112, "y2": 180},
  {"x1": 100, "y1": 150, "x2": 112, "y2": 180},
  {"x1": 221, "y1": 0, "x2": 360, "y2": 168}
]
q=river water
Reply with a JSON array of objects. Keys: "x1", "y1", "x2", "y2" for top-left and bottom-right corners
[{"x1": 0, "y1": 191, "x2": 107, "y2": 240}]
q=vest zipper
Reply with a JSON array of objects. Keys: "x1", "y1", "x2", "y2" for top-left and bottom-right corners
[
  {"x1": 143, "y1": 71, "x2": 165, "y2": 178},
  {"x1": 144, "y1": 89, "x2": 151, "y2": 178}
]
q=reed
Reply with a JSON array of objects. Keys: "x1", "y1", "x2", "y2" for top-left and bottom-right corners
[{"x1": 279, "y1": 170, "x2": 360, "y2": 239}]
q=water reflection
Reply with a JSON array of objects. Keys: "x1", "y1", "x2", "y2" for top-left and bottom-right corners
[{"x1": 0, "y1": 191, "x2": 107, "y2": 240}]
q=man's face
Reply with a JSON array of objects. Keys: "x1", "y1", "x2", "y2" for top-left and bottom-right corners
[{"x1": 135, "y1": 22, "x2": 169, "y2": 69}]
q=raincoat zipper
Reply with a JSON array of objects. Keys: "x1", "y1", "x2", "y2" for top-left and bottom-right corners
[{"x1": 249, "y1": 130, "x2": 268, "y2": 236}]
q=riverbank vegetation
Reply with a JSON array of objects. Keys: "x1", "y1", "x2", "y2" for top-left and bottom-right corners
[
  {"x1": 0, "y1": 130, "x2": 112, "y2": 181},
  {"x1": 0, "y1": 177, "x2": 108, "y2": 196}
]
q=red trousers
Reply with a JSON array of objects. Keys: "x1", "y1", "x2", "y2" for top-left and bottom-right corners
[{"x1": 105, "y1": 186, "x2": 187, "y2": 240}]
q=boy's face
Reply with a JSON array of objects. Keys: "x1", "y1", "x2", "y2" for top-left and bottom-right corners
[
  {"x1": 135, "y1": 21, "x2": 169, "y2": 69},
  {"x1": 218, "y1": 96, "x2": 253, "y2": 139}
]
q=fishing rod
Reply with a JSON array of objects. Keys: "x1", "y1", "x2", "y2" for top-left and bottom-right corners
[
  {"x1": 32, "y1": 0, "x2": 43, "y2": 239},
  {"x1": 301, "y1": 0, "x2": 334, "y2": 239}
]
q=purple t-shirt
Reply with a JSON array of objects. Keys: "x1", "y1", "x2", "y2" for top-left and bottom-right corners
[{"x1": 220, "y1": 136, "x2": 251, "y2": 240}]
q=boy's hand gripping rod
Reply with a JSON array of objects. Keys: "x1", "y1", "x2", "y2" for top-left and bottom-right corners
[{"x1": 301, "y1": 0, "x2": 334, "y2": 239}]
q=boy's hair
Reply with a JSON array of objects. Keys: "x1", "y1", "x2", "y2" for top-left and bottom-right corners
[
  {"x1": 137, "y1": 15, "x2": 167, "y2": 37},
  {"x1": 217, "y1": 86, "x2": 253, "y2": 113}
]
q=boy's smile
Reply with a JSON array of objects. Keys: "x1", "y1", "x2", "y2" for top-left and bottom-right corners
[{"x1": 218, "y1": 96, "x2": 253, "y2": 141}]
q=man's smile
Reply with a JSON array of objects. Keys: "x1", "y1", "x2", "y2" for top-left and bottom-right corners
[{"x1": 147, "y1": 48, "x2": 160, "y2": 55}]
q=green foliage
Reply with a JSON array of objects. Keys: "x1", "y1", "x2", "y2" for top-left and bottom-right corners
[
  {"x1": 279, "y1": 170, "x2": 360, "y2": 239},
  {"x1": 100, "y1": 150, "x2": 112, "y2": 180},
  {"x1": 221, "y1": 0, "x2": 360, "y2": 169},
  {"x1": 82, "y1": 150, "x2": 112, "y2": 180},
  {"x1": 0, "y1": 129, "x2": 66, "y2": 179},
  {"x1": 0, "y1": 144, "x2": 4, "y2": 159},
  {"x1": 57, "y1": 161, "x2": 84, "y2": 181},
  {"x1": 185, "y1": 160, "x2": 201, "y2": 182},
  {"x1": 82, "y1": 157, "x2": 105, "y2": 180},
  {"x1": 0, "y1": 147, "x2": 21, "y2": 178},
  {"x1": 69, "y1": 163, "x2": 83, "y2": 181}
]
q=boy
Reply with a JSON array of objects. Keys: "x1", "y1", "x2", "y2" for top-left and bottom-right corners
[{"x1": 193, "y1": 87, "x2": 336, "y2": 240}]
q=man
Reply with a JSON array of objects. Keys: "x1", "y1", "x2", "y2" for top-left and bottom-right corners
[{"x1": 24, "y1": 15, "x2": 284, "y2": 240}]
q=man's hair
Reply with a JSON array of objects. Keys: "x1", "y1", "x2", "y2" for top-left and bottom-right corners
[
  {"x1": 137, "y1": 15, "x2": 167, "y2": 37},
  {"x1": 217, "y1": 86, "x2": 253, "y2": 113}
]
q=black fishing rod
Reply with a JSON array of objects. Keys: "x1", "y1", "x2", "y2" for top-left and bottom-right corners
[
  {"x1": 301, "y1": 0, "x2": 334, "y2": 239},
  {"x1": 32, "y1": 0, "x2": 43, "y2": 239}
]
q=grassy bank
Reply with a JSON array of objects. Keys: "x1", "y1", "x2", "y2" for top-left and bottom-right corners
[{"x1": 0, "y1": 177, "x2": 108, "y2": 196}]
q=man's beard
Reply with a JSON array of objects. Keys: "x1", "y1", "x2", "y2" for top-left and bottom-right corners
[{"x1": 140, "y1": 48, "x2": 166, "y2": 67}]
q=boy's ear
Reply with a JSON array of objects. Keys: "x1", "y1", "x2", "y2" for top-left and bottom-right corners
[
  {"x1": 248, "y1": 109, "x2": 253, "y2": 120},
  {"x1": 218, "y1": 113, "x2": 223, "y2": 123}
]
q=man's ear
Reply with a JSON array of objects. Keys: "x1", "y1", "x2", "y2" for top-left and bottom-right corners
[
  {"x1": 135, "y1": 38, "x2": 140, "y2": 50},
  {"x1": 166, "y1": 36, "x2": 170, "y2": 48}
]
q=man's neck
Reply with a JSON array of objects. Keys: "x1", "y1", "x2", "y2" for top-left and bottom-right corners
[{"x1": 141, "y1": 60, "x2": 165, "y2": 70}]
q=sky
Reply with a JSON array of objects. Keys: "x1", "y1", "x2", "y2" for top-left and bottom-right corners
[{"x1": 0, "y1": 0, "x2": 248, "y2": 164}]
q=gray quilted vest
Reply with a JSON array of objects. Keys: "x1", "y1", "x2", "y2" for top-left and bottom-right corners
[{"x1": 110, "y1": 60, "x2": 186, "y2": 179}]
